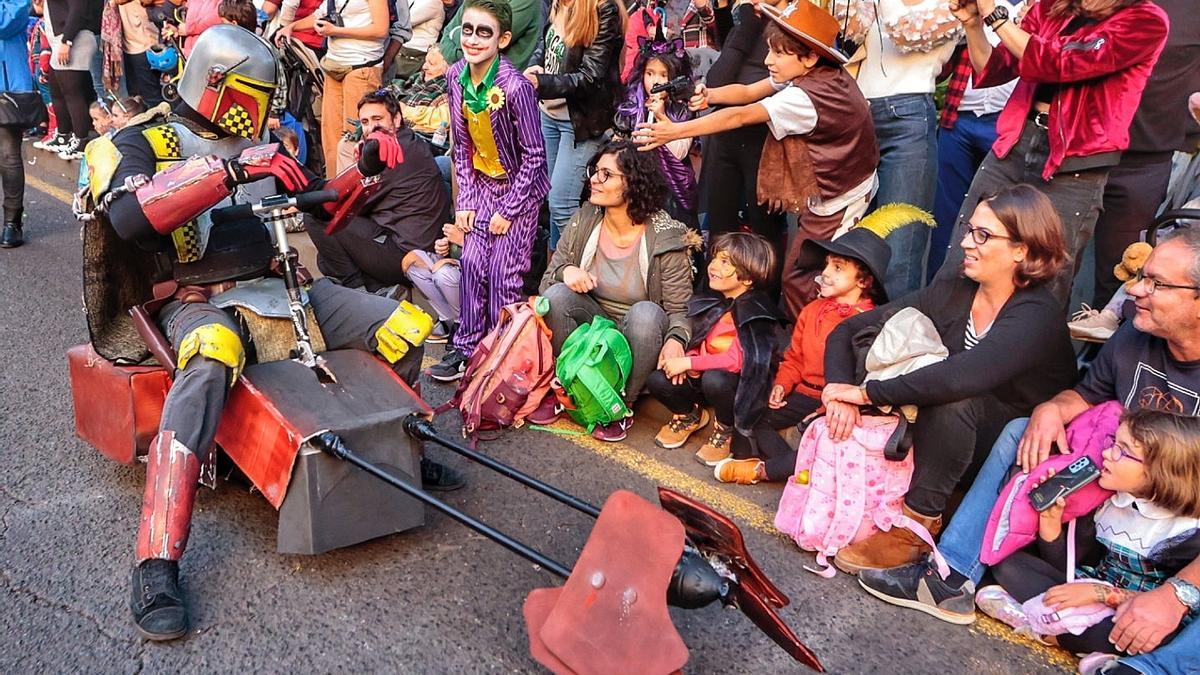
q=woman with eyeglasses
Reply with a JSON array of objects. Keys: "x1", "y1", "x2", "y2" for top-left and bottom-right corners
[
  {"x1": 539, "y1": 139, "x2": 698, "y2": 442},
  {"x1": 815, "y1": 184, "x2": 1078, "y2": 575}
]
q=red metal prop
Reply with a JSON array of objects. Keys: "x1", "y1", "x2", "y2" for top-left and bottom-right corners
[
  {"x1": 68, "y1": 343, "x2": 170, "y2": 464},
  {"x1": 524, "y1": 490, "x2": 690, "y2": 675}
]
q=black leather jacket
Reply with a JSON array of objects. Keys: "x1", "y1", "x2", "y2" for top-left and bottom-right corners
[{"x1": 529, "y1": 0, "x2": 623, "y2": 144}]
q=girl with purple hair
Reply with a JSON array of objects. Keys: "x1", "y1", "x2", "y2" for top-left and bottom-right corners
[{"x1": 615, "y1": 35, "x2": 698, "y2": 227}]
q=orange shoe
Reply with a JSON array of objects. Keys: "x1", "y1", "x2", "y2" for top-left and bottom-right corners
[{"x1": 713, "y1": 458, "x2": 763, "y2": 485}]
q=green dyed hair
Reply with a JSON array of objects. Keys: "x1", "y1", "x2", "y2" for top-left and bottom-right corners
[{"x1": 463, "y1": 0, "x2": 513, "y2": 36}]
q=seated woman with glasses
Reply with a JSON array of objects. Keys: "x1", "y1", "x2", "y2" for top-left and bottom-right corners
[
  {"x1": 539, "y1": 139, "x2": 699, "y2": 442},
  {"x1": 814, "y1": 183, "x2": 1078, "y2": 575}
]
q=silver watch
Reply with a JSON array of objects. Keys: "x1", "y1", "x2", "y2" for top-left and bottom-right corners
[{"x1": 1167, "y1": 577, "x2": 1200, "y2": 612}]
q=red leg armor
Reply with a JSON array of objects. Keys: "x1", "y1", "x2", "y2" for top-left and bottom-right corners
[
  {"x1": 135, "y1": 431, "x2": 202, "y2": 563},
  {"x1": 321, "y1": 164, "x2": 382, "y2": 236}
]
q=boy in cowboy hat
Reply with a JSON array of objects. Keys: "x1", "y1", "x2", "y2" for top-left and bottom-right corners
[{"x1": 633, "y1": 0, "x2": 879, "y2": 320}]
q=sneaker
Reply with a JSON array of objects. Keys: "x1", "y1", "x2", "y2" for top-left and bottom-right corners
[
  {"x1": 694, "y1": 422, "x2": 732, "y2": 466},
  {"x1": 526, "y1": 393, "x2": 562, "y2": 425},
  {"x1": 372, "y1": 283, "x2": 410, "y2": 302},
  {"x1": 420, "y1": 457, "x2": 465, "y2": 491},
  {"x1": 976, "y1": 585, "x2": 1033, "y2": 636},
  {"x1": 654, "y1": 406, "x2": 710, "y2": 449},
  {"x1": 426, "y1": 320, "x2": 452, "y2": 344},
  {"x1": 130, "y1": 559, "x2": 188, "y2": 640},
  {"x1": 592, "y1": 416, "x2": 633, "y2": 442},
  {"x1": 427, "y1": 349, "x2": 467, "y2": 382},
  {"x1": 1069, "y1": 304, "x2": 1119, "y2": 341},
  {"x1": 33, "y1": 132, "x2": 67, "y2": 152},
  {"x1": 857, "y1": 556, "x2": 977, "y2": 625},
  {"x1": 57, "y1": 134, "x2": 82, "y2": 160},
  {"x1": 1078, "y1": 653, "x2": 1119, "y2": 675},
  {"x1": 714, "y1": 457, "x2": 763, "y2": 484}
]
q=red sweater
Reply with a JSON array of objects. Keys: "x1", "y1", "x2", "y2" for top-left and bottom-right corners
[
  {"x1": 687, "y1": 312, "x2": 742, "y2": 373},
  {"x1": 773, "y1": 297, "x2": 874, "y2": 399}
]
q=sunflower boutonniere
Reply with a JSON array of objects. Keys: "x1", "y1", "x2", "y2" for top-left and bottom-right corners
[{"x1": 485, "y1": 86, "x2": 506, "y2": 112}]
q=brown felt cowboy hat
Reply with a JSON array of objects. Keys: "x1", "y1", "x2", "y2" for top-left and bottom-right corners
[{"x1": 758, "y1": 1, "x2": 848, "y2": 65}]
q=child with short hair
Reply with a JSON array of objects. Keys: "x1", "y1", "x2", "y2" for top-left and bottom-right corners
[
  {"x1": 647, "y1": 232, "x2": 780, "y2": 469},
  {"x1": 403, "y1": 223, "x2": 463, "y2": 343},
  {"x1": 427, "y1": 0, "x2": 551, "y2": 381},
  {"x1": 984, "y1": 409, "x2": 1200, "y2": 659},
  {"x1": 633, "y1": 1, "x2": 878, "y2": 318},
  {"x1": 714, "y1": 226, "x2": 890, "y2": 485}
]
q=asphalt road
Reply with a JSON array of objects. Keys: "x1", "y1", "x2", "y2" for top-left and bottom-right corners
[{"x1": 0, "y1": 151, "x2": 1073, "y2": 674}]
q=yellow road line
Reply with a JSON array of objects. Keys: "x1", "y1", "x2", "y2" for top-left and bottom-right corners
[{"x1": 27, "y1": 173, "x2": 77, "y2": 206}]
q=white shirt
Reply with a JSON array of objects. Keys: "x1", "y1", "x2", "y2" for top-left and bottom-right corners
[
  {"x1": 406, "y1": 0, "x2": 444, "y2": 53},
  {"x1": 1094, "y1": 492, "x2": 1200, "y2": 559},
  {"x1": 959, "y1": 0, "x2": 1022, "y2": 116},
  {"x1": 856, "y1": 0, "x2": 958, "y2": 100},
  {"x1": 316, "y1": 0, "x2": 387, "y2": 66}
]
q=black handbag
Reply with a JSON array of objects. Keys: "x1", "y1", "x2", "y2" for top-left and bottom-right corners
[{"x1": 0, "y1": 91, "x2": 49, "y2": 129}]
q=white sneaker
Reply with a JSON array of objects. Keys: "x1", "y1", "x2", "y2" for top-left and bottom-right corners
[
  {"x1": 33, "y1": 132, "x2": 68, "y2": 152},
  {"x1": 1068, "y1": 304, "x2": 1119, "y2": 341},
  {"x1": 56, "y1": 135, "x2": 82, "y2": 160}
]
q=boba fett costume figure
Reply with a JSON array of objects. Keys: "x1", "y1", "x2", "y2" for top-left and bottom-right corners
[{"x1": 83, "y1": 25, "x2": 460, "y2": 640}]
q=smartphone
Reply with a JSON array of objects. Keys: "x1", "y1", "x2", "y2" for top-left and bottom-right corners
[{"x1": 1028, "y1": 456, "x2": 1101, "y2": 512}]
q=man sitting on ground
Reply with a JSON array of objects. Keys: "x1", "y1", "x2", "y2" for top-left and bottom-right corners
[
  {"x1": 306, "y1": 90, "x2": 453, "y2": 298},
  {"x1": 859, "y1": 227, "x2": 1200, "y2": 674}
]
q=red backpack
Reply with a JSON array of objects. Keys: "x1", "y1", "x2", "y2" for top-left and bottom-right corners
[{"x1": 438, "y1": 298, "x2": 556, "y2": 442}]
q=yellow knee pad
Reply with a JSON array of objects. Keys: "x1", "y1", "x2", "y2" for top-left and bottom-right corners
[
  {"x1": 375, "y1": 300, "x2": 434, "y2": 364},
  {"x1": 176, "y1": 322, "x2": 246, "y2": 386}
]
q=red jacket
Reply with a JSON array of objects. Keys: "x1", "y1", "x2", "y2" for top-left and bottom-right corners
[
  {"x1": 978, "y1": 0, "x2": 1169, "y2": 180},
  {"x1": 773, "y1": 297, "x2": 875, "y2": 400}
]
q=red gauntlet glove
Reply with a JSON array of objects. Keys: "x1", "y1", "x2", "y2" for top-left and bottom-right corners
[
  {"x1": 357, "y1": 131, "x2": 404, "y2": 176},
  {"x1": 225, "y1": 143, "x2": 312, "y2": 193}
]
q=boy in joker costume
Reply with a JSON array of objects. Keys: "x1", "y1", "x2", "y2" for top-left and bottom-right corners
[{"x1": 428, "y1": 0, "x2": 551, "y2": 380}]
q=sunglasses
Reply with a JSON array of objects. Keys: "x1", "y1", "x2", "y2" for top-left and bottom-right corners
[{"x1": 460, "y1": 22, "x2": 497, "y2": 39}]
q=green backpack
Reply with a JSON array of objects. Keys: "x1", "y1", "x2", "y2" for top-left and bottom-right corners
[{"x1": 555, "y1": 317, "x2": 634, "y2": 431}]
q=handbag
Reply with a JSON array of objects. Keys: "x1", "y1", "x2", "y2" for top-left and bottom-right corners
[
  {"x1": 1021, "y1": 520, "x2": 1116, "y2": 637},
  {"x1": 0, "y1": 92, "x2": 49, "y2": 129}
]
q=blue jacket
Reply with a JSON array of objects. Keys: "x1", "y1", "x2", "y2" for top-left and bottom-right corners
[{"x1": 0, "y1": 0, "x2": 32, "y2": 93}]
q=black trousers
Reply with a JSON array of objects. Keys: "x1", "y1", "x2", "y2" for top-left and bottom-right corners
[
  {"x1": 701, "y1": 124, "x2": 787, "y2": 289},
  {"x1": 646, "y1": 369, "x2": 739, "y2": 428},
  {"x1": 1091, "y1": 152, "x2": 1174, "y2": 307},
  {"x1": 906, "y1": 394, "x2": 1026, "y2": 517},
  {"x1": 0, "y1": 126, "x2": 25, "y2": 221},
  {"x1": 123, "y1": 51, "x2": 165, "y2": 108},
  {"x1": 46, "y1": 68, "x2": 96, "y2": 140},
  {"x1": 735, "y1": 393, "x2": 823, "y2": 482},
  {"x1": 305, "y1": 215, "x2": 410, "y2": 292}
]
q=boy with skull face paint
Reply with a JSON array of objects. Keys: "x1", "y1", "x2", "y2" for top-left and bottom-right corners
[{"x1": 428, "y1": 0, "x2": 551, "y2": 381}]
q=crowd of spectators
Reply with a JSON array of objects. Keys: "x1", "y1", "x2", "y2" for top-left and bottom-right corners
[{"x1": 1, "y1": 0, "x2": 1199, "y2": 670}]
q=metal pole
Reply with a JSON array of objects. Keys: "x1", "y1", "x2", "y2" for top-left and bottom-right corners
[
  {"x1": 404, "y1": 415, "x2": 602, "y2": 519},
  {"x1": 312, "y1": 431, "x2": 572, "y2": 579}
]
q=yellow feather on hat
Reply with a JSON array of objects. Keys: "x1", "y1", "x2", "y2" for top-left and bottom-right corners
[{"x1": 853, "y1": 203, "x2": 936, "y2": 239}]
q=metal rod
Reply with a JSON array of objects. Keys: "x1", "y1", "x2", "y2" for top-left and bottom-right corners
[
  {"x1": 312, "y1": 431, "x2": 572, "y2": 579},
  {"x1": 404, "y1": 415, "x2": 602, "y2": 519}
]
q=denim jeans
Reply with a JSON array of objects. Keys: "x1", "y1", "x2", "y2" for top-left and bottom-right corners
[
  {"x1": 930, "y1": 112, "x2": 1000, "y2": 281},
  {"x1": 938, "y1": 417, "x2": 1026, "y2": 584},
  {"x1": 540, "y1": 112, "x2": 601, "y2": 249},
  {"x1": 870, "y1": 93, "x2": 939, "y2": 299},
  {"x1": 1122, "y1": 618, "x2": 1200, "y2": 675}
]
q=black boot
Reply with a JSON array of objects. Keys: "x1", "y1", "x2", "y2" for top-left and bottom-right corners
[
  {"x1": 0, "y1": 215, "x2": 22, "y2": 248},
  {"x1": 130, "y1": 559, "x2": 188, "y2": 640},
  {"x1": 421, "y1": 457, "x2": 465, "y2": 492}
]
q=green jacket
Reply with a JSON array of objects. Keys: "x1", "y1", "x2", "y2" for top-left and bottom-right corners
[
  {"x1": 438, "y1": 0, "x2": 545, "y2": 70},
  {"x1": 540, "y1": 203, "x2": 698, "y2": 345}
]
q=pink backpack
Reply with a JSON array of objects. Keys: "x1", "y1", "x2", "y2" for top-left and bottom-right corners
[
  {"x1": 774, "y1": 415, "x2": 945, "y2": 577},
  {"x1": 979, "y1": 401, "x2": 1123, "y2": 566},
  {"x1": 437, "y1": 298, "x2": 556, "y2": 443}
]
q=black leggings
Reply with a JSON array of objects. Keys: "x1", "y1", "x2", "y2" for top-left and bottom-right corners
[
  {"x1": 0, "y1": 126, "x2": 25, "y2": 221},
  {"x1": 47, "y1": 68, "x2": 97, "y2": 140},
  {"x1": 646, "y1": 369, "x2": 739, "y2": 428},
  {"x1": 732, "y1": 392, "x2": 822, "y2": 482}
]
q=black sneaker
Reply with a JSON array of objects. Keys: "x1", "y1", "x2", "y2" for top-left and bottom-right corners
[
  {"x1": 426, "y1": 320, "x2": 452, "y2": 344},
  {"x1": 130, "y1": 559, "x2": 188, "y2": 640},
  {"x1": 420, "y1": 457, "x2": 465, "y2": 491},
  {"x1": 427, "y1": 349, "x2": 467, "y2": 382},
  {"x1": 857, "y1": 556, "x2": 976, "y2": 625}
]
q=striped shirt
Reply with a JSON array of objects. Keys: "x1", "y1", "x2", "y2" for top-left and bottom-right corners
[{"x1": 964, "y1": 315, "x2": 992, "y2": 350}]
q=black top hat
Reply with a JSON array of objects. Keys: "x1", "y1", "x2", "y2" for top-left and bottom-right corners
[{"x1": 798, "y1": 228, "x2": 892, "y2": 303}]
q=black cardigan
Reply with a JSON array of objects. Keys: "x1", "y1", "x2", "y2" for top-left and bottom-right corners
[
  {"x1": 824, "y1": 277, "x2": 1078, "y2": 412},
  {"x1": 529, "y1": 0, "x2": 624, "y2": 143},
  {"x1": 46, "y1": 0, "x2": 102, "y2": 43}
]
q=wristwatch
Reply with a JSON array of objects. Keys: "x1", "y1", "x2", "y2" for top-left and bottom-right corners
[
  {"x1": 983, "y1": 5, "x2": 1010, "y2": 29},
  {"x1": 1166, "y1": 577, "x2": 1200, "y2": 612}
]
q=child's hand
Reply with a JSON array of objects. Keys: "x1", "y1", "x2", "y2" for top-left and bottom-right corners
[
  {"x1": 662, "y1": 357, "x2": 692, "y2": 378},
  {"x1": 434, "y1": 236, "x2": 450, "y2": 257},
  {"x1": 631, "y1": 119, "x2": 677, "y2": 152},
  {"x1": 768, "y1": 385, "x2": 787, "y2": 409},
  {"x1": 688, "y1": 83, "x2": 709, "y2": 112},
  {"x1": 1044, "y1": 582, "x2": 1108, "y2": 611},
  {"x1": 562, "y1": 266, "x2": 597, "y2": 293},
  {"x1": 488, "y1": 211, "x2": 512, "y2": 235},
  {"x1": 646, "y1": 91, "x2": 667, "y2": 119},
  {"x1": 1036, "y1": 469, "x2": 1066, "y2": 541}
]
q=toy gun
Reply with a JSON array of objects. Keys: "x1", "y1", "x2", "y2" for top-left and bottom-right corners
[{"x1": 649, "y1": 76, "x2": 695, "y2": 103}]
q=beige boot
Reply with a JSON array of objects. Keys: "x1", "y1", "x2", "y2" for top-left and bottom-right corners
[
  {"x1": 694, "y1": 422, "x2": 733, "y2": 466},
  {"x1": 833, "y1": 504, "x2": 942, "y2": 574}
]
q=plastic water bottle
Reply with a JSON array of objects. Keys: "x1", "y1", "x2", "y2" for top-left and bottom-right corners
[{"x1": 431, "y1": 122, "x2": 448, "y2": 149}]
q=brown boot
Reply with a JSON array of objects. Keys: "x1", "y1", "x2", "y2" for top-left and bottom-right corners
[{"x1": 833, "y1": 504, "x2": 942, "y2": 574}]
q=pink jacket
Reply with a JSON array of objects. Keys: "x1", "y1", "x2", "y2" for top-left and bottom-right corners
[{"x1": 978, "y1": 0, "x2": 1168, "y2": 179}]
